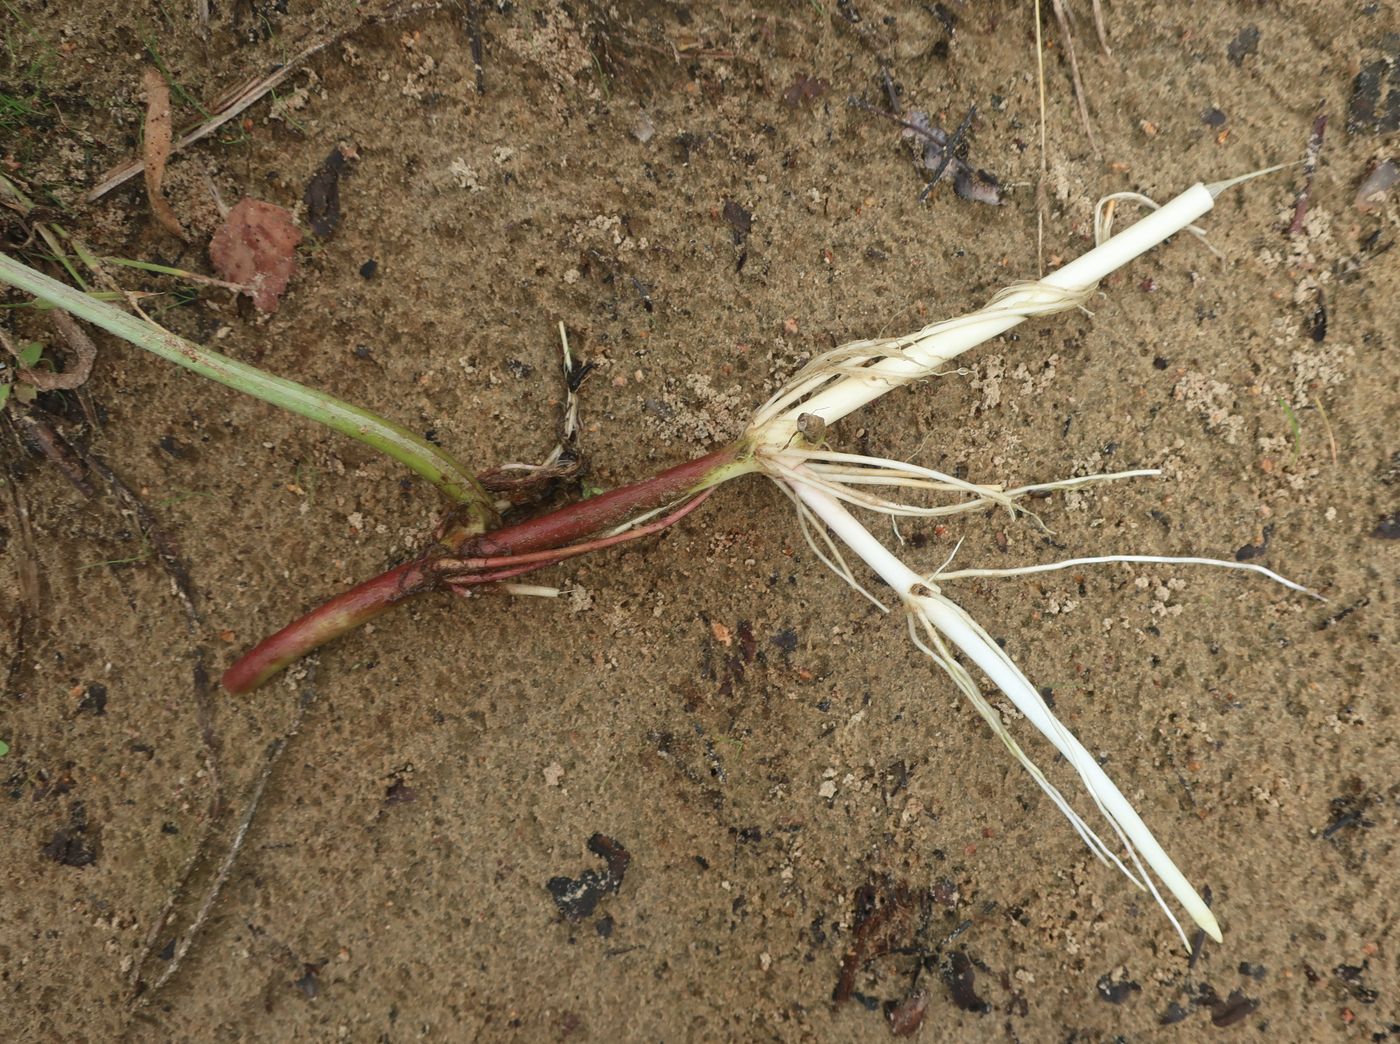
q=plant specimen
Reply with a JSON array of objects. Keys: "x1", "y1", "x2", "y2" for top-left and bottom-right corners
[{"x1": 215, "y1": 173, "x2": 1311, "y2": 949}]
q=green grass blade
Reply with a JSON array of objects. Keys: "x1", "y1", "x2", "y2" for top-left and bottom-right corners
[{"x1": 0, "y1": 250, "x2": 496, "y2": 524}]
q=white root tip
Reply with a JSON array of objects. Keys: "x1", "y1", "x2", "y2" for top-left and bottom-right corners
[{"x1": 1205, "y1": 162, "x2": 1297, "y2": 199}]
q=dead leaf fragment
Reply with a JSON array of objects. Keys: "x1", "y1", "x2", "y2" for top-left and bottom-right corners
[
  {"x1": 209, "y1": 199, "x2": 302, "y2": 312},
  {"x1": 782, "y1": 75, "x2": 829, "y2": 107},
  {"x1": 1355, "y1": 158, "x2": 1398, "y2": 213},
  {"x1": 22, "y1": 311, "x2": 97, "y2": 391},
  {"x1": 141, "y1": 67, "x2": 185, "y2": 239}
]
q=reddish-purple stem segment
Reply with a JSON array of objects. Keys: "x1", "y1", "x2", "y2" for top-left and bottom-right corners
[
  {"x1": 222, "y1": 447, "x2": 740, "y2": 693},
  {"x1": 434, "y1": 486, "x2": 716, "y2": 574}
]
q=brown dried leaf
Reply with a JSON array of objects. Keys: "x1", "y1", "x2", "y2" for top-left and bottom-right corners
[
  {"x1": 209, "y1": 199, "x2": 302, "y2": 312},
  {"x1": 141, "y1": 67, "x2": 185, "y2": 240},
  {"x1": 20, "y1": 311, "x2": 98, "y2": 392},
  {"x1": 1355, "y1": 158, "x2": 1399, "y2": 213}
]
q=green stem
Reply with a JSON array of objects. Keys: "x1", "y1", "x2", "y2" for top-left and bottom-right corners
[{"x1": 0, "y1": 250, "x2": 497, "y2": 523}]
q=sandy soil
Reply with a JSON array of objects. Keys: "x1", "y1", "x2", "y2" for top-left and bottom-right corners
[{"x1": 2, "y1": 0, "x2": 1397, "y2": 1039}]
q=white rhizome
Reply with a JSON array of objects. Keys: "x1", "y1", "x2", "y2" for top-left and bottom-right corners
[{"x1": 739, "y1": 171, "x2": 1313, "y2": 951}]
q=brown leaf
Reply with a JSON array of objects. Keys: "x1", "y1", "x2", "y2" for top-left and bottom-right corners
[
  {"x1": 782, "y1": 75, "x2": 828, "y2": 107},
  {"x1": 209, "y1": 199, "x2": 302, "y2": 312},
  {"x1": 141, "y1": 66, "x2": 185, "y2": 240},
  {"x1": 1355, "y1": 158, "x2": 1399, "y2": 213},
  {"x1": 21, "y1": 311, "x2": 97, "y2": 392}
]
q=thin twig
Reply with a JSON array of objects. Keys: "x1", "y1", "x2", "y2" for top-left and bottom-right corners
[
  {"x1": 1090, "y1": 0, "x2": 1111, "y2": 54},
  {"x1": 89, "y1": 2, "x2": 447, "y2": 202},
  {"x1": 465, "y1": 0, "x2": 485, "y2": 94},
  {"x1": 1049, "y1": 0, "x2": 1099, "y2": 152},
  {"x1": 473, "y1": 322, "x2": 587, "y2": 505},
  {"x1": 1035, "y1": 0, "x2": 1048, "y2": 275},
  {"x1": 11, "y1": 411, "x2": 96, "y2": 496},
  {"x1": 192, "y1": 650, "x2": 223, "y2": 817},
  {"x1": 63, "y1": 434, "x2": 202, "y2": 627},
  {"x1": 1313, "y1": 396, "x2": 1339, "y2": 466},
  {"x1": 1289, "y1": 106, "x2": 1327, "y2": 236},
  {"x1": 1, "y1": 456, "x2": 41, "y2": 698},
  {"x1": 918, "y1": 106, "x2": 975, "y2": 202},
  {"x1": 131, "y1": 667, "x2": 319, "y2": 1002},
  {"x1": 125, "y1": 652, "x2": 224, "y2": 993}
]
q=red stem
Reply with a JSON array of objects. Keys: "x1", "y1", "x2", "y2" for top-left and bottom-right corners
[
  {"x1": 222, "y1": 446, "x2": 741, "y2": 693},
  {"x1": 436, "y1": 486, "x2": 716, "y2": 572}
]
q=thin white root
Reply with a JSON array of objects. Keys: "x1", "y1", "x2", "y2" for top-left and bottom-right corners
[
  {"x1": 775, "y1": 479, "x2": 889, "y2": 613},
  {"x1": 733, "y1": 174, "x2": 1298, "y2": 950},
  {"x1": 764, "y1": 446, "x2": 1165, "y2": 531},
  {"x1": 786, "y1": 470, "x2": 1230, "y2": 949},
  {"x1": 932, "y1": 553, "x2": 1323, "y2": 601},
  {"x1": 1095, "y1": 192, "x2": 1222, "y2": 259}
]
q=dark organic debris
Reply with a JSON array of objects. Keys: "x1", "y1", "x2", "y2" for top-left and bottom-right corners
[
  {"x1": 1096, "y1": 970, "x2": 1141, "y2": 1004},
  {"x1": 833, "y1": 878, "x2": 929, "y2": 1006},
  {"x1": 943, "y1": 951, "x2": 990, "y2": 1013},
  {"x1": 860, "y1": 101, "x2": 1002, "y2": 206},
  {"x1": 75, "y1": 683, "x2": 108, "y2": 716},
  {"x1": 1317, "y1": 597, "x2": 1369, "y2": 630},
  {"x1": 930, "y1": 2, "x2": 957, "y2": 34},
  {"x1": 1188, "y1": 885, "x2": 1214, "y2": 968},
  {"x1": 546, "y1": 834, "x2": 631, "y2": 922},
  {"x1": 1323, "y1": 787, "x2": 1377, "y2": 839},
  {"x1": 1372, "y1": 512, "x2": 1400, "y2": 539},
  {"x1": 1335, "y1": 963, "x2": 1381, "y2": 1005},
  {"x1": 952, "y1": 166, "x2": 1003, "y2": 206},
  {"x1": 1210, "y1": 989, "x2": 1260, "y2": 1027},
  {"x1": 158, "y1": 435, "x2": 197, "y2": 462},
  {"x1": 294, "y1": 960, "x2": 326, "y2": 999},
  {"x1": 783, "y1": 75, "x2": 829, "y2": 108},
  {"x1": 464, "y1": 0, "x2": 486, "y2": 94},
  {"x1": 304, "y1": 145, "x2": 356, "y2": 239},
  {"x1": 1160, "y1": 1001, "x2": 1190, "y2": 1025},
  {"x1": 1356, "y1": 159, "x2": 1400, "y2": 213},
  {"x1": 383, "y1": 778, "x2": 416, "y2": 805},
  {"x1": 1226, "y1": 26, "x2": 1260, "y2": 66},
  {"x1": 359, "y1": 258, "x2": 378, "y2": 279},
  {"x1": 721, "y1": 199, "x2": 752, "y2": 245},
  {"x1": 209, "y1": 199, "x2": 302, "y2": 312},
  {"x1": 42, "y1": 828, "x2": 99, "y2": 867},
  {"x1": 1290, "y1": 109, "x2": 1327, "y2": 236},
  {"x1": 14, "y1": 411, "x2": 95, "y2": 495},
  {"x1": 885, "y1": 987, "x2": 929, "y2": 1037},
  {"x1": 1347, "y1": 44, "x2": 1400, "y2": 135},
  {"x1": 41, "y1": 803, "x2": 99, "y2": 867},
  {"x1": 1309, "y1": 293, "x2": 1328, "y2": 342},
  {"x1": 1234, "y1": 524, "x2": 1274, "y2": 561}
]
